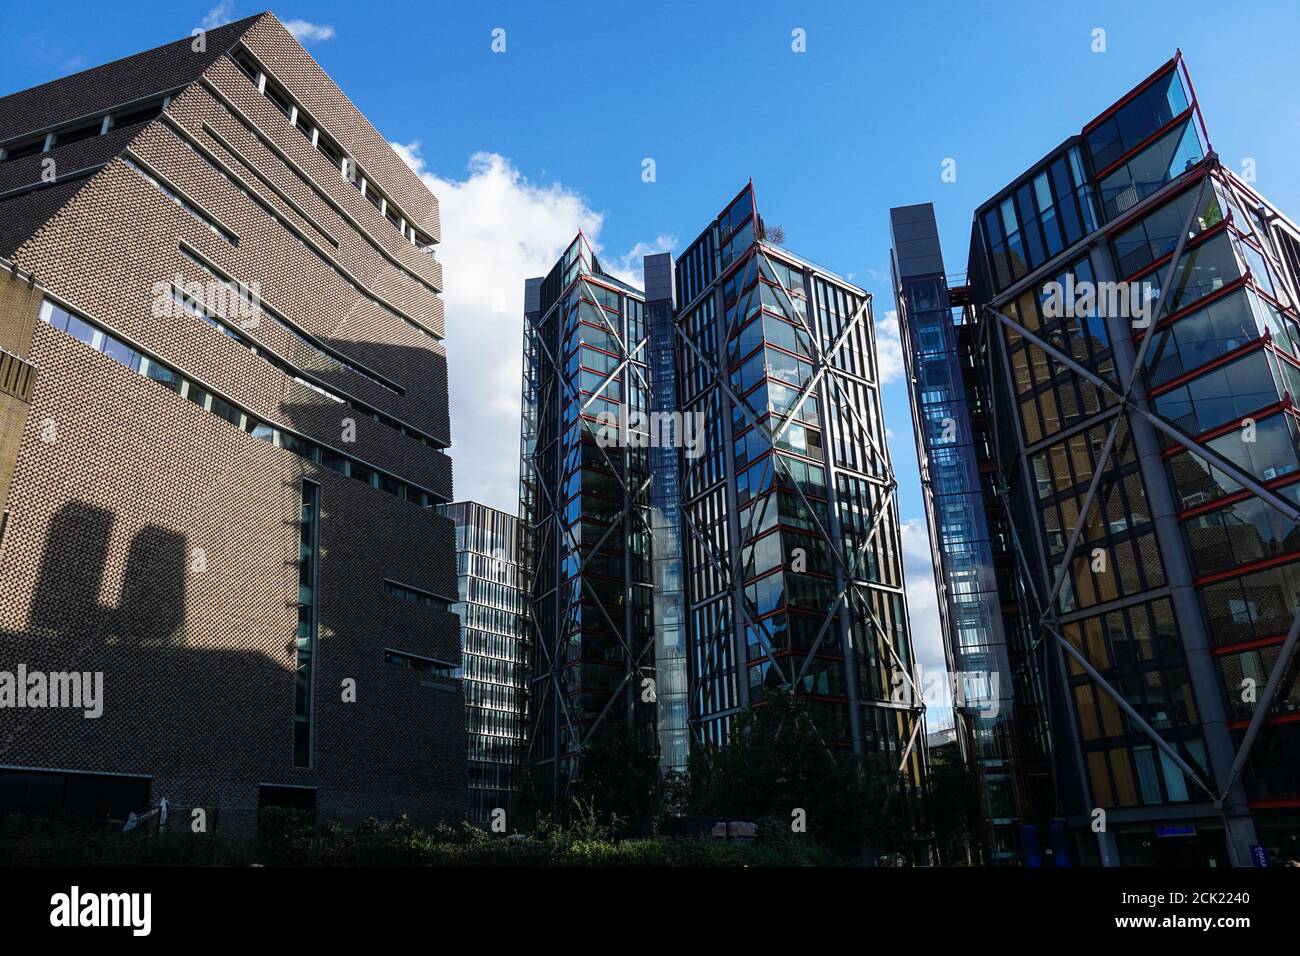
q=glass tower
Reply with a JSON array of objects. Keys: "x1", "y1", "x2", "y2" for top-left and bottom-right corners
[
  {"x1": 440, "y1": 501, "x2": 526, "y2": 825},
  {"x1": 519, "y1": 236, "x2": 655, "y2": 803},
  {"x1": 645, "y1": 253, "x2": 691, "y2": 773},
  {"x1": 519, "y1": 190, "x2": 926, "y2": 827},
  {"x1": 892, "y1": 206, "x2": 1054, "y2": 865},
  {"x1": 674, "y1": 184, "x2": 924, "y2": 802},
  {"x1": 896, "y1": 53, "x2": 1300, "y2": 866}
]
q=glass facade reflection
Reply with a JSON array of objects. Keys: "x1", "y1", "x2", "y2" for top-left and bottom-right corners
[
  {"x1": 646, "y1": 257, "x2": 690, "y2": 772},
  {"x1": 676, "y1": 184, "x2": 924, "y2": 814},
  {"x1": 891, "y1": 211, "x2": 1052, "y2": 864},
  {"x1": 440, "y1": 501, "x2": 526, "y2": 825},
  {"x1": 519, "y1": 189, "x2": 925, "y2": 833},
  {"x1": 519, "y1": 236, "x2": 655, "y2": 801},
  {"x1": 897, "y1": 52, "x2": 1300, "y2": 865}
]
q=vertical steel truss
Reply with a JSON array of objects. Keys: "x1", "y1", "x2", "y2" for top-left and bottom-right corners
[
  {"x1": 983, "y1": 160, "x2": 1300, "y2": 816},
  {"x1": 520, "y1": 270, "x2": 658, "y2": 797},
  {"x1": 674, "y1": 243, "x2": 925, "y2": 789}
]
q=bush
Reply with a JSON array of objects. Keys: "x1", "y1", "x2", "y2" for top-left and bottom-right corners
[
  {"x1": 1, "y1": 812, "x2": 248, "y2": 866},
  {"x1": 1, "y1": 807, "x2": 841, "y2": 867}
]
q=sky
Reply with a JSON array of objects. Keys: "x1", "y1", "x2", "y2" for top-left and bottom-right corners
[{"x1": 6, "y1": 0, "x2": 1300, "y2": 727}]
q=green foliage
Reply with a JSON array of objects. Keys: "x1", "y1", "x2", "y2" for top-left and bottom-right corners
[
  {"x1": 569, "y1": 729, "x2": 658, "y2": 828},
  {"x1": 924, "y1": 745, "x2": 979, "y2": 866},
  {"x1": 0, "y1": 805, "x2": 837, "y2": 867},
  {"x1": 684, "y1": 688, "x2": 908, "y2": 860},
  {"x1": 1, "y1": 812, "x2": 248, "y2": 866},
  {"x1": 509, "y1": 761, "x2": 554, "y2": 833}
]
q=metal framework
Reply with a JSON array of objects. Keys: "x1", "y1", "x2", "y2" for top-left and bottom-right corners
[
  {"x1": 982, "y1": 159, "x2": 1300, "y2": 849},
  {"x1": 674, "y1": 236, "x2": 925, "y2": 798},
  {"x1": 519, "y1": 245, "x2": 656, "y2": 801}
]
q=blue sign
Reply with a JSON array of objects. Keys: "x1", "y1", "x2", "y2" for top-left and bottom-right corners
[
  {"x1": 1250, "y1": 845, "x2": 1269, "y2": 867},
  {"x1": 1155, "y1": 823, "x2": 1197, "y2": 837}
]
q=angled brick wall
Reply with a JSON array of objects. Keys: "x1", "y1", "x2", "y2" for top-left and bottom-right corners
[{"x1": 0, "y1": 14, "x2": 462, "y2": 832}]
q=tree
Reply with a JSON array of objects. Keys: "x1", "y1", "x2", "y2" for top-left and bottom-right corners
[
  {"x1": 569, "y1": 727, "x2": 659, "y2": 830},
  {"x1": 924, "y1": 739, "x2": 978, "y2": 865},
  {"x1": 686, "y1": 689, "x2": 908, "y2": 860}
]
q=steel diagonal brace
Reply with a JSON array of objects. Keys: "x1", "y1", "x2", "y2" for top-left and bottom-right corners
[
  {"x1": 1030, "y1": 176, "x2": 1212, "y2": 620},
  {"x1": 521, "y1": 498, "x2": 585, "y2": 748},
  {"x1": 578, "y1": 612, "x2": 660, "y2": 749},
  {"x1": 999, "y1": 307, "x2": 1300, "y2": 526},
  {"x1": 881, "y1": 715, "x2": 925, "y2": 819},
  {"x1": 986, "y1": 321, "x2": 1300, "y2": 526},
  {"x1": 896, "y1": 712, "x2": 923, "y2": 777},
  {"x1": 757, "y1": 449, "x2": 914, "y2": 696},
  {"x1": 759, "y1": 262, "x2": 882, "y2": 466},
  {"x1": 531, "y1": 308, "x2": 637, "y2": 503},
  {"x1": 978, "y1": 177, "x2": 1251, "y2": 804},
  {"x1": 678, "y1": 502, "x2": 793, "y2": 687},
  {"x1": 522, "y1": 414, "x2": 641, "y2": 752},
  {"x1": 1043, "y1": 618, "x2": 1219, "y2": 805},
  {"x1": 676, "y1": 269, "x2": 925, "y2": 769},
  {"x1": 526, "y1": 601, "x2": 583, "y2": 751},
  {"x1": 533, "y1": 300, "x2": 660, "y2": 546},
  {"x1": 762, "y1": 258, "x2": 889, "y2": 475},
  {"x1": 582, "y1": 277, "x2": 653, "y2": 395},
  {"x1": 1136, "y1": 409, "x2": 1300, "y2": 523},
  {"x1": 828, "y1": 480, "x2": 922, "y2": 696},
  {"x1": 769, "y1": 296, "x2": 869, "y2": 448},
  {"x1": 568, "y1": 480, "x2": 659, "y2": 665},
  {"x1": 825, "y1": 371, "x2": 893, "y2": 479},
  {"x1": 676, "y1": 320, "x2": 842, "y2": 563},
  {"x1": 1038, "y1": 415, "x2": 1124, "y2": 618},
  {"x1": 563, "y1": 479, "x2": 657, "y2": 670},
  {"x1": 1202, "y1": 180, "x2": 1300, "y2": 801},
  {"x1": 992, "y1": 311, "x2": 1122, "y2": 400},
  {"x1": 843, "y1": 576, "x2": 921, "y2": 704},
  {"x1": 756, "y1": 251, "x2": 923, "y2": 805},
  {"x1": 790, "y1": 590, "x2": 849, "y2": 688},
  {"x1": 1219, "y1": 608, "x2": 1300, "y2": 802},
  {"x1": 675, "y1": 321, "x2": 922, "y2": 700},
  {"x1": 846, "y1": 478, "x2": 900, "y2": 579}
]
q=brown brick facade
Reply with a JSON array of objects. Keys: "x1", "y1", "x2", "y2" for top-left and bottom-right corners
[
  {"x1": 0, "y1": 13, "x2": 463, "y2": 831},
  {"x1": 0, "y1": 272, "x2": 40, "y2": 530}
]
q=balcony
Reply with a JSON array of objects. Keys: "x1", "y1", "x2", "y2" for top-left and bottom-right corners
[{"x1": 0, "y1": 347, "x2": 35, "y2": 404}]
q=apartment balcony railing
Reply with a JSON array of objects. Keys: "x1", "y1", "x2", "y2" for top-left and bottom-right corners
[{"x1": 0, "y1": 347, "x2": 35, "y2": 403}]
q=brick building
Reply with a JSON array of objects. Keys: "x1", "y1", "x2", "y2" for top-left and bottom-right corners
[{"x1": 0, "y1": 13, "x2": 464, "y2": 832}]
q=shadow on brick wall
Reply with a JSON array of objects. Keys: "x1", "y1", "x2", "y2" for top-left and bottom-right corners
[
  {"x1": 27, "y1": 501, "x2": 186, "y2": 645},
  {"x1": 0, "y1": 501, "x2": 295, "y2": 807}
]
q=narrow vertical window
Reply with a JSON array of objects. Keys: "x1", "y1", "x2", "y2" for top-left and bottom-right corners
[{"x1": 294, "y1": 481, "x2": 320, "y2": 767}]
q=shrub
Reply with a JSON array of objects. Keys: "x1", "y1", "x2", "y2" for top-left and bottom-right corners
[{"x1": 1, "y1": 808, "x2": 841, "y2": 867}]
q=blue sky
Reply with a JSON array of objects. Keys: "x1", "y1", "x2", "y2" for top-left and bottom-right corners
[{"x1": 6, "y1": 0, "x2": 1300, "y2": 722}]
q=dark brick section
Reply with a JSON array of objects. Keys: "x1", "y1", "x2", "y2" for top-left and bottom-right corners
[
  {"x1": 0, "y1": 183, "x2": 86, "y2": 258},
  {"x1": 0, "y1": 17, "x2": 259, "y2": 141},
  {"x1": 0, "y1": 14, "x2": 462, "y2": 832}
]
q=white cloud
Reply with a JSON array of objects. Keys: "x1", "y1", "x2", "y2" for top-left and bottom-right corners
[
  {"x1": 284, "y1": 19, "x2": 335, "y2": 43},
  {"x1": 899, "y1": 517, "x2": 952, "y2": 727},
  {"x1": 605, "y1": 235, "x2": 676, "y2": 289},
  {"x1": 391, "y1": 143, "x2": 669, "y2": 514},
  {"x1": 874, "y1": 308, "x2": 905, "y2": 384},
  {"x1": 200, "y1": 1, "x2": 235, "y2": 29}
]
